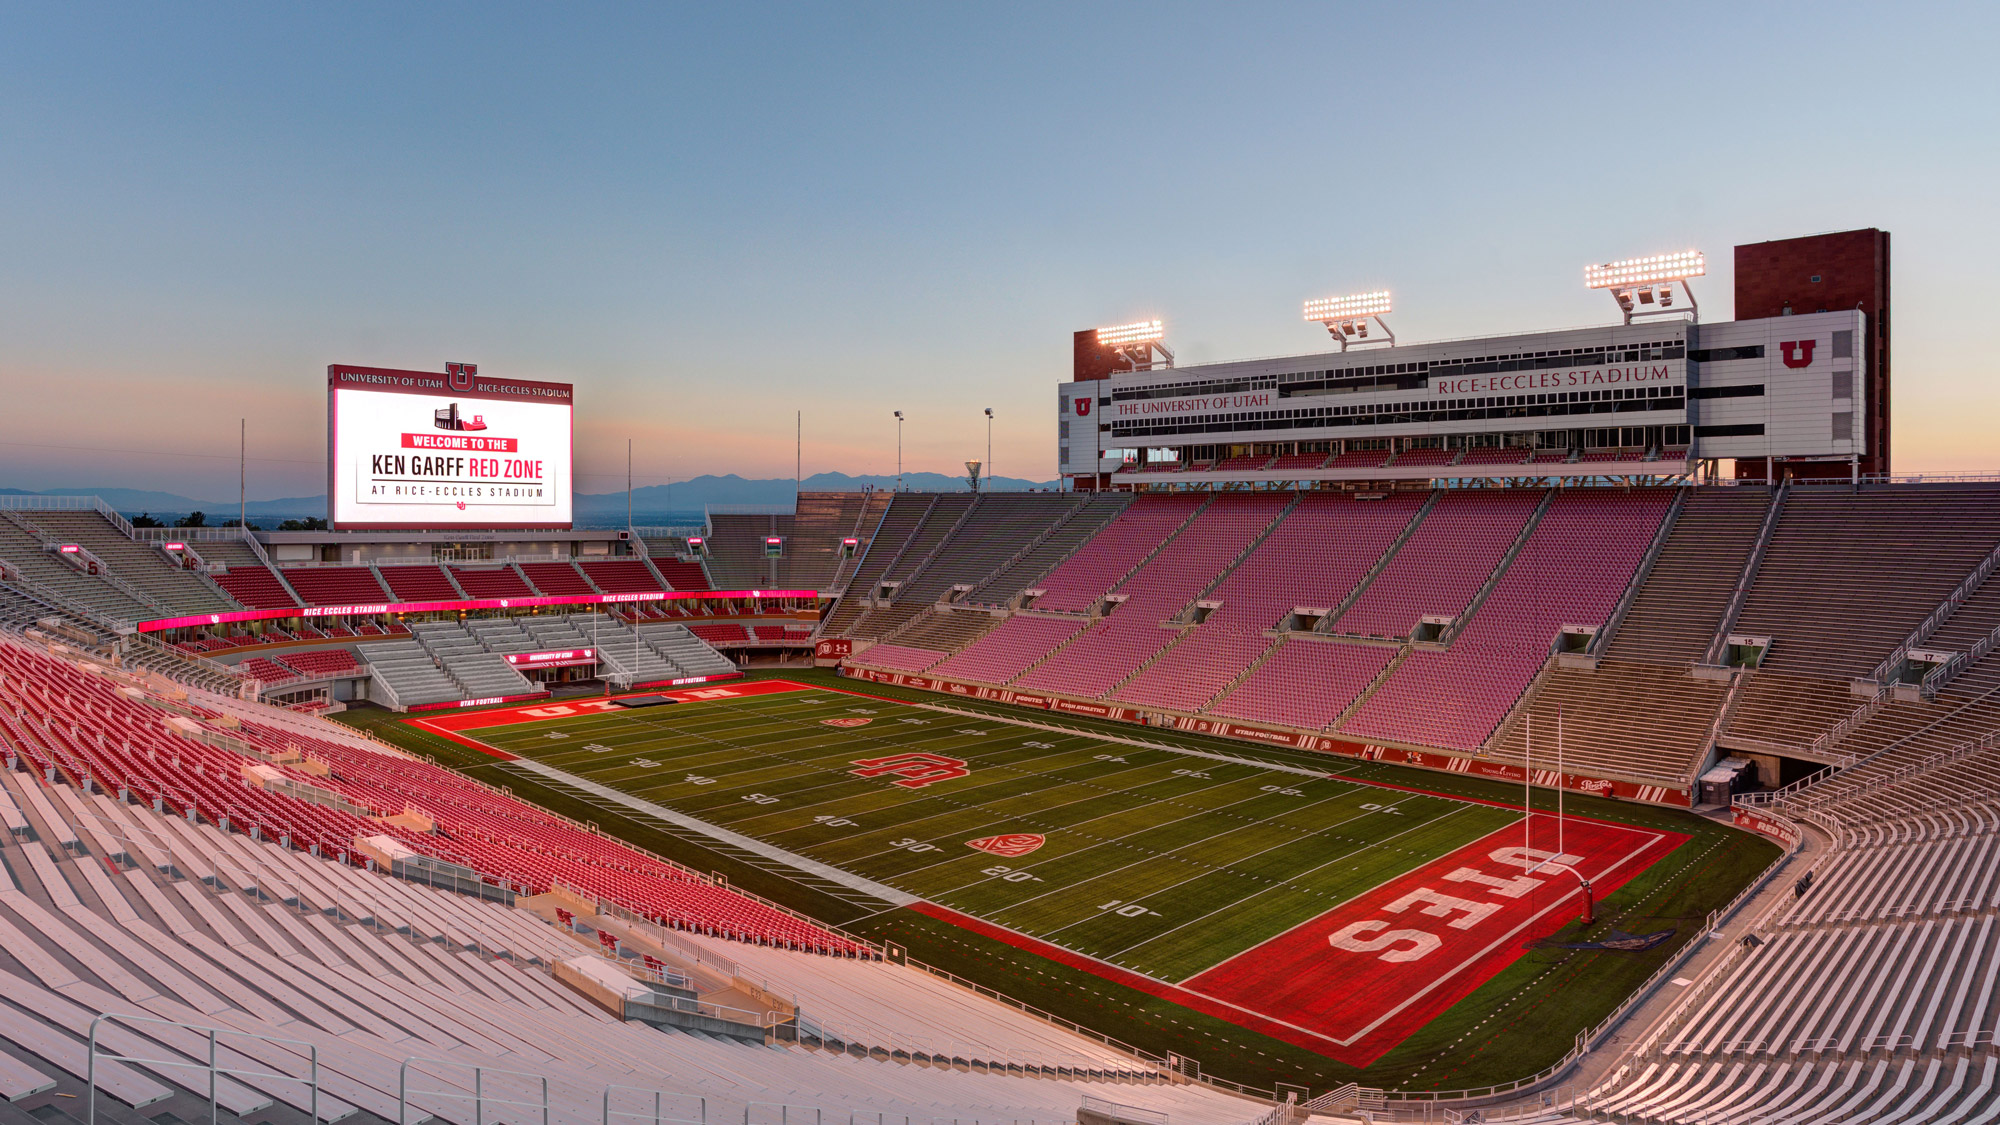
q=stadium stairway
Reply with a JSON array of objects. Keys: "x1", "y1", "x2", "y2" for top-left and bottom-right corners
[{"x1": 819, "y1": 494, "x2": 936, "y2": 637}]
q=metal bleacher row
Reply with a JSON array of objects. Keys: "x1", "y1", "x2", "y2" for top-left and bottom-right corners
[
  {"x1": 1565, "y1": 742, "x2": 2000, "y2": 1123},
  {"x1": 363, "y1": 614, "x2": 737, "y2": 707},
  {"x1": 0, "y1": 652, "x2": 1265, "y2": 1123}
]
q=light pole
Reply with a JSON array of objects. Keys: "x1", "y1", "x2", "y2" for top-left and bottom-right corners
[
  {"x1": 893, "y1": 411, "x2": 903, "y2": 491},
  {"x1": 984, "y1": 407, "x2": 993, "y2": 487}
]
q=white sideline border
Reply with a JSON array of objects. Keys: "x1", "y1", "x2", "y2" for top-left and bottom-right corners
[{"x1": 502, "y1": 757, "x2": 922, "y2": 907}]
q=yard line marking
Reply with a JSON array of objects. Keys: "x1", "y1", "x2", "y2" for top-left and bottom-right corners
[
  {"x1": 835, "y1": 769, "x2": 1267, "y2": 875},
  {"x1": 501, "y1": 756, "x2": 920, "y2": 906},
  {"x1": 1027, "y1": 787, "x2": 1416, "y2": 943}
]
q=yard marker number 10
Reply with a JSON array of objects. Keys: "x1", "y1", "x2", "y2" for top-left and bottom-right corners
[{"x1": 1098, "y1": 900, "x2": 1160, "y2": 918}]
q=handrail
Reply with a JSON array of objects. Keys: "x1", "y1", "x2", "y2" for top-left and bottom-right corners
[
  {"x1": 1868, "y1": 536, "x2": 2000, "y2": 685},
  {"x1": 1589, "y1": 484, "x2": 1685, "y2": 658},
  {"x1": 1700, "y1": 481, "x2": 1785, "y2": 666},
  {"x1": 88, "y1": 1012, "x2": 321, "y2": 1125}
]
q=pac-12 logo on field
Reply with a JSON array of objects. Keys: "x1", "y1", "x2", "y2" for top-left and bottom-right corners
[
  {"x1": 822, "y1": 717, "x2": 873, "y2": 727},
  {"x1": 966, "y1": 833, "x2": 1044, "y2": 857},
  {"x1": 850, "y1": 752, "x2": 968, "y2": 788}
]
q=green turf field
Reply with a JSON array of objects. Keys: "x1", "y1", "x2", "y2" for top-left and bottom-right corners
[
  {"x1": 350, "y1": 670, "x2": 1781, "y2": 1093},
  {"x1": 461, "y1": 683, "x2": 1520, "y2": 981}
]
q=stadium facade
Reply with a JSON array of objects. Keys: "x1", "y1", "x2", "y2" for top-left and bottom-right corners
[{"x1": 1061, "y1": 229, "x2": 1891, "y2": 487}]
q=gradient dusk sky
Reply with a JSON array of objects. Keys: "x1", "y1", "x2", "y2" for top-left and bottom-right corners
[{"x1": 2, "y1": 4, "x2": 1996, "y2": 501}]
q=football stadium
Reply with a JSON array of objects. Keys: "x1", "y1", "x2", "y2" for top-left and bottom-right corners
[{"x1": 6, "y1": 218, "x2": 1999, "y2": 1125}]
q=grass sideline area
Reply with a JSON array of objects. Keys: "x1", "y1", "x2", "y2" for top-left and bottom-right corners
[{"x1": 336, "y1": 668, "x2": 1779, "y2": 1094}]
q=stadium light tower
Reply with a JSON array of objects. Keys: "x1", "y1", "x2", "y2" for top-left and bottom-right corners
[
  {"x1": 1304, "y1": 291, "x2": 1394, "y2": 351},
  {"x1": 893, "y1": 411, "x2": 904, "y2": 492},
  {"x1": 1096, "y1": 319, "x2": 1173, "y2": 371},
  {"x1": 1586, "y1": 250, "x2": 1703, "y2": 325},
  {"x1": 984, "y1": 407, "x2": 993, "y2": 484}
]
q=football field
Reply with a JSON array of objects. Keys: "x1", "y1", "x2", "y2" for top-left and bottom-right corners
[{"x1": 410, "y1": 678, "x2": 1688, "y2": 1065}]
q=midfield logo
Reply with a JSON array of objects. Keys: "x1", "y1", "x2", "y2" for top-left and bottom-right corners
[
  {"x1": 849, "y1": 752, "x2": 970, "y2": 788},
  {"x1": 966, "y1": 833, "x2": 1044, "y2": 857},
  {"x1": 821, "y1": 717, "x2": 873, "y2": 727}
]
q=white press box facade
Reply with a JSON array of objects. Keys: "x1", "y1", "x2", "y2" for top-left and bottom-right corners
[{"x1": 1057, "y1": 310, "x2": 1865, "y2": 477}]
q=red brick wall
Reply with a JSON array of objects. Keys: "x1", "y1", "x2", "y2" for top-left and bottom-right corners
[
  {"x1": 1734, "y1": 229, "x2": 1891, "y2": 476},
  {"x1": 1073, "y1": 328, "x2": 1132, "y2": 382}
]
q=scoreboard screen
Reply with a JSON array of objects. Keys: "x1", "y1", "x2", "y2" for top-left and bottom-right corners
[{"x1": 327, "y1": 363, "x2": 573, "y2": 531}]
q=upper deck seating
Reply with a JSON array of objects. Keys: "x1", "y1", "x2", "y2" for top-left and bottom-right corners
[
  {"x1": 1329, "y1": 448, "x2": 1393, "y2": 469},
  {"x1": 1112, "y1": 491, "x2": 1426, "y2": 713},
  {"x1": 448, "y1": 565, "x2": 533, "y2": 598},
  {"x1": 964, "y1": 493, "x2": 1131, "y2": 607},
  {"x1": 1456, "y1": 447, "x2": 1531, "y2": 466},
  {"x1": 0, "y1": 517, "x2": 171, "y2": 623},
  {"x1": 279, "y1": 566, "x2": 390, "y2": 606},
  {"x1": 19, "y1": 510, "x2": 237, "y2": 616},
  {"x1": 579, "y1": 559, "x2": 666, "y2": 594},
  {"x1": 1391, "y1": 448, "x2": 1459, "y2": 468},
  {"x1": 1023, "y1": 493, "x2": 1205, "y2": 614},
  {"x1": 652, "y1": 559, "x2": 711, "y2": 591},
  {"x1": 1343, "y1": 488, "x2": 1674, "y2": 751},
  {"x1": 1213, "y1": 453, "x2": 1273, "y2": 472},
  {"x1": 1269, "y1": 451, "x2": 1330, "y2": 472},
  {"x1": 376, "y1": 563, "x2": 461, "y2": 601},
  {"x1": 211, "y1": 564, "x2": 301, "y2": 610},
  {"x1": 521, "y1": 561, "x2": 598, "y2": 595},
  {"x1": 1334, "y1": 489, "x2": 1544, "y2": 639},
  {"x1": 1013, "y1": 493, "x2": 1288, "y2": 698}
]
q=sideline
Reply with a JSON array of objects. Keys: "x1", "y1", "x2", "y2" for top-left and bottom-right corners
[{"x1": 500, "y1": 756, "x2": 922, "y2": 907}]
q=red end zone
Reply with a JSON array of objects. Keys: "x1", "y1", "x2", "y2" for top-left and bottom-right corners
[
  {"x1": 1182, "y1": 812, "x2": 1687, "y2": 1065},
  {"x1": 406, "y1": 679, "x2": 817, "y2": 758}
]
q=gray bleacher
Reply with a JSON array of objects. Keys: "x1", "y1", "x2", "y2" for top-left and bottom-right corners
[
  {"x1": 409, "y1": 621, "x2": 537, "y2": 700},
  {"x1": 0, "y1": 515, "x2": 158, "y2": 625},
  {"x1": 19, "y1": 510, "x2": 238, "y2": 617},
  {"x1": 362, "y1": 640, "x2": 465, "y2": 708},
  {"x1": 643, "y1": 622, "x2": 740, "y2": 677}
]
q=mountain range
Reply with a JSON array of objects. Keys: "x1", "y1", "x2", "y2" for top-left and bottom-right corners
[{"x1": 0, "y1": 471, "x2": 1062, "y2": 528}]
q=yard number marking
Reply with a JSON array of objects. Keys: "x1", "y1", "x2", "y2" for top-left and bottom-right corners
[{"x1": 1097, "y1": 899, "x2": 1161, "y2": 918}]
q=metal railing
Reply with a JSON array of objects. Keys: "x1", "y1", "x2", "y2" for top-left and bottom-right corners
[
  {"x1": 1080, "y1": 1096, "x2": 1169, "y2": 1124},
  {"x1": 399, "y1": 1057, "x2": 547, "y2": 1125},
  {"x1": 0, "y1": 493, "x2": 140, "y2": 538},
  {"x1": 87, "y1": 1013, "x2": 320, "y2": 1125}
]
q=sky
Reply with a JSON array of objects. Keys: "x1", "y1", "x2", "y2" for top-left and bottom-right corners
[{"x1": 1, "y1": 3, "x2": 1996, "y2": 501}]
